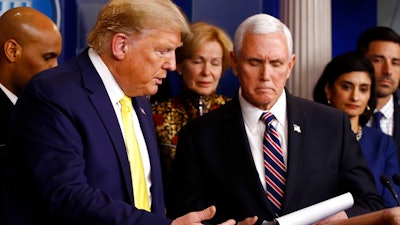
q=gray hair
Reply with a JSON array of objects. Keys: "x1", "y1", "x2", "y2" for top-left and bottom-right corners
[{"x1": 233, "y1": 13, "x2": 293, "y2": 58}]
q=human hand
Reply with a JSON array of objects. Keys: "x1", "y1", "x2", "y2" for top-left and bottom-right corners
[
  {"x1": 171, "y1": 205, "x2": 236, "y2": 225},
  {"x1": 313, "y1": 211, "x2": 348, "y2": 225},
  {"x1": 236, "y1": 215, "x2": 258, "y2": 225}
]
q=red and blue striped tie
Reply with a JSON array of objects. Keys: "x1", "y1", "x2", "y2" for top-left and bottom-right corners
[{"x1": 261, "y1": 112, "x2": 286, "y2": 216}]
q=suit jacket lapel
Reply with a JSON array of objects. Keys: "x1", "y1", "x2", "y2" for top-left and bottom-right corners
[
  {"x1": 0, "y1": 89, "x2": 13, "y2": 155},
  {"x1": 132, "y1": 96, "x2": 165, "y2": 212},
  {"x1": 392, "y1": 97, "x2": 400, "y2": 148},
  {"x1": 0, "y1": 89, "x2": 14, "y2": 134},
  {"x1": 132, "y1": 97, "x2": 157, "y2": 158},
  {"x1": 224, "y1": 97, "x2": 273, "y2": 213},
  {"x1": 78, "y1": 49, "x2": 134, "y2": 204},
  {"x1": 281, "y1": 92, "x2": 308, "y2": 213}
]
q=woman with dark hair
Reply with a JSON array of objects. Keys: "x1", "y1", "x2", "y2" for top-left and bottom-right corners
[{"x1": 313, "y1": 51, "x2": 400, "y2": 208}]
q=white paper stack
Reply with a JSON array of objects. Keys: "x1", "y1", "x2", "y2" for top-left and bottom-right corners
[{"x1": 263, "y1": 192, "x2": 354, "y2": 225}]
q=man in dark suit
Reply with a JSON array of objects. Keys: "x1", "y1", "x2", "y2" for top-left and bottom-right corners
[
  {"x1": 167, "y1": 13, "x2": 383, "y2": 225},
  {"x1": 0, "y1": 6, "x2": 62, "y2": 216},
  {"x1": 1, "y1": 1, "x2": 237, "y2": 225},
  {"x1": 356, "y1": 27, "x2": 400, "y2": 163},
  {"x1": 0, "y1": 5, "x2": 62, "y2": 167}
]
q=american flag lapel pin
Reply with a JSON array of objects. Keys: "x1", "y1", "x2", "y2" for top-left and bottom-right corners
[
  {"x1": 140, "y1": 108, "x2": 146, "y2": 115},
  {"x1": 293, "y1": 124, "x2": 301, "y2": 133}
]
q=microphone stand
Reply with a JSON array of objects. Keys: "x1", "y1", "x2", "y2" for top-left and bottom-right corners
[{"x1": 380, "y1": 175, "x2": 400, "y2": 206}]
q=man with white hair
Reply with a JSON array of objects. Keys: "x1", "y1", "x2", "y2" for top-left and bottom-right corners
[{"x1": 167, "y1": 13, "x2": 383, "y2": 225}]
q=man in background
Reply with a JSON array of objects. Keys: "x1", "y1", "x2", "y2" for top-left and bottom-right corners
[
  {"x1": 0, "y1": 6, "x2": 62, "y2": 156},
  {"x1": 0, "y1": 6, "x2": 62, "y2": 215},
  {"x1": 357, "y1": 26, "x2": 400, "y2": 162}
]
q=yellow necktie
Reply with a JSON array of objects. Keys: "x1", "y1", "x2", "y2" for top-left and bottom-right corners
[{"x1": 120, "y1": 95, "x2": 150, "y2": 211}]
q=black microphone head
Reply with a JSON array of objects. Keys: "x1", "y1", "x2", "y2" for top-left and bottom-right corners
[
  {"x1": 380, "y1": 174, "x2": 400, "y2": 206},
  {"x1": 393, "y1": 174, "x2": 400, "y2": 186},
  {"x1": 380, "y1": 175, "x2": 391, "y2": 187}
]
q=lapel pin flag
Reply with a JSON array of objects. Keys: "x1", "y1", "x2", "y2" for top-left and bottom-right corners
[
  {"x1": 293, "y1": 124, "x2": 301, "y2": 133},
  {"x1": 140, "y1": 108, "x2": 146, "y2": 115}
]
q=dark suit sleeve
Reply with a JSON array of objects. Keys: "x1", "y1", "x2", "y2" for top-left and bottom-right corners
[
  {"x1": 166, "y1": 124, "x2": 210, "y2": 219},
  {"x1": 337, "y1": 114, "x2": 384, "y2": 216},
  {"x1": 381, "y1": 136, "x2": 400, "y2": 208}
]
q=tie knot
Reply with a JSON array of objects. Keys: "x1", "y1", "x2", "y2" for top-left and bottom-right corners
[
  {"x1": 120, "y1": 95, "x2": 132, "y2": 112},
  {"x1": 120, "y1": 95, "x2": 132, "y2": 104},
  {"x1": 372, "y1": 111, "x2": 384, "y2": 132},
  {"x1": 260, "y1": 112, "x2": 275, "y2": 126},
  {"x1": 374, "y1": 111, "x2": 384, "y2": 121}
]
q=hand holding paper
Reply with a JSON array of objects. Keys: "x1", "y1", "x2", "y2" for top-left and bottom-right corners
[{"x1": 262, "y1": 192, "x2": 354, "y2": 225}]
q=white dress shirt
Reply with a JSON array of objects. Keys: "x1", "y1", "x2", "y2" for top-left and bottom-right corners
[
  {"x1": 88, "y1": 48, "x2": 152, "y2": 205},
  {"x1": 239, "y1": 89, "x2": 288, "y2": 192},
  {"x1": 0, "y1": 83, "x2": 18, "y2": 105},
  {"x1": 367, "y1": 95, "x2": 394, "y2": 136}
]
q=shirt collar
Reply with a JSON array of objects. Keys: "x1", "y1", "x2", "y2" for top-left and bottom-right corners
[
  {"x1": 239, "y1": 88, "x2": 287, "y2": 128},
  {"x1": 88, "y1": 48, "x2": 124, "y2": 104},
  {"x1": 378, "y1": 94, "x2": 394, "y2": 120},
  {"x1": 0, "y1": 83, "x2": 17, "y2": 105}
]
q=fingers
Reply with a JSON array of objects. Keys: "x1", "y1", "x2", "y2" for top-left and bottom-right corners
[
  {"x1": 172, "y1": 206, "x2": 255, "y2": 225},
  {"x1": 219, "y1": 219, "x2": 236, "y2": 225},
  {"x1": 171, "y1": 205, "x2": 217, "y2": 225},
  {"x1": 237, "y1": 216, "x2": 258, "y2": 225},
  {"x1": 197, "y1": 205, "x2": 217, "y2": 221}
]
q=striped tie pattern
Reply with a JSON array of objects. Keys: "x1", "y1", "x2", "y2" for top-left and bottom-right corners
[{"x1": 261, "y1": 112, "x2": 286, "y2": 216}]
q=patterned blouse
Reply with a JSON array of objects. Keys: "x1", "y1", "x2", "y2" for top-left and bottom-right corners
[{"x1": 152, "y1": 90, "x2": 230, "y2": 186}]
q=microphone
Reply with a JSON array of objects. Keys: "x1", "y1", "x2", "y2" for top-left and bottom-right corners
[
  {"x1": 392, "y1": 174, "x2": 400, "y2": 187},
  {"x1": 380, "y1": 175, "x2": 400, "y2": 206}
]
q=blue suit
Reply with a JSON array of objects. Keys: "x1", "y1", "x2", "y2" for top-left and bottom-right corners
[
  {"x1": 392, "y1": 97, "x2": 400, "y2": 163},
  {"x1": 2, "y1": 49, "x2": 171, "y2": 225},
  {"x1": 359, "y1": 126, "x2": 400, "y2": 208}
]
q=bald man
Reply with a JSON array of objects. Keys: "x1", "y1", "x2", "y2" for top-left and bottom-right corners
[
  {"x1": 0, "y1": 6, "x2": 62, "y2": 213},
  {"x1": 0, "y1": 6, "x2": 62, "y2": 139}
]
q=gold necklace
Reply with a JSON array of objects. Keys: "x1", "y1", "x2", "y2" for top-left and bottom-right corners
[{"x1": 356, "y1": 125, "x2": 362, "y2": 141}]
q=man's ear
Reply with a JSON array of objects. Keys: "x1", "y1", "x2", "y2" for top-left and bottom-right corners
[
  {"x1": 4, "y1": 39, "x2": 20, "y2": 63},
  {"x1": 111, "y1": 33, "x2": 129, "y2": 60},
  {"x1": 286, "y1": 54, "x2": 296, "y2": 79}
]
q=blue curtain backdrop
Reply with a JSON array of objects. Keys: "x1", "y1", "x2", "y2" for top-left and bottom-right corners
[{"x1": 331, "y1": 0, "x2": 376, "y2": 57}]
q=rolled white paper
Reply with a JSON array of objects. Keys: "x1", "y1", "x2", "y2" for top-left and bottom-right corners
[{"x1": 263, "y1": 192, "x2": 354, "y2": 225}]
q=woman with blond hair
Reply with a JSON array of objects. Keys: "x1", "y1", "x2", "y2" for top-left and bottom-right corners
[{"x1": 152, "y1": 21, "x2": 233, "y2": 191}]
